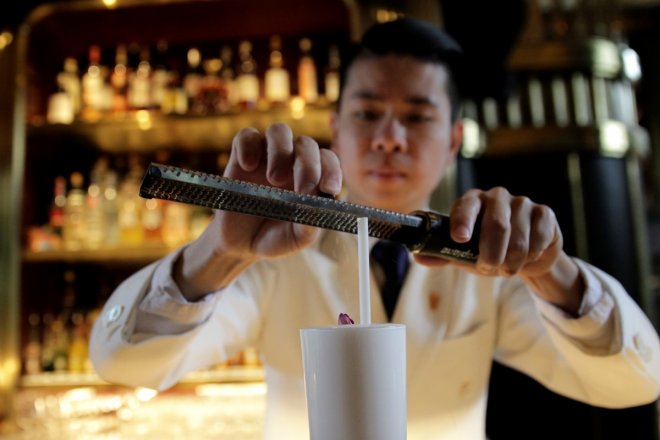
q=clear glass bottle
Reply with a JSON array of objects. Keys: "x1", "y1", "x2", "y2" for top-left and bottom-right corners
[
  {"x1": 297, "y1": 37, "x2": 318, "y2": 104},
  {"x1": 183, "y1": 47, "x2": 204, "y2": 112},
  {"x1": 237, "y1": 40, "x2": 259, "y2": 109},
  {"x1": 85, "y1": 157, "x2": 108, "y2": 249},
  {"x1": 62, "y1": 171, "x2": 87, "y2": 251},
  {"x1": 49, "y1": 175, "x2": 67, "y2": 239},
  {"x1": 40, "y1": 313, "x2": 55, "y2": 372},
  {"x1": 265, "y1": 34, "x2": 290, "y2": 106},
  {"x1": 67, "y1": 312, "x2": 88, "y2": 373},
  {"x1": 50, "y1": 315, "x2": 69, "y2": 373},
  {"x1": 161, "y1": 57, "x2": 188, "y2": 116},
  {"x1": 161, "y1": 201, "x2": 191, "y2": 249},
  {"x1": 324, "y1": 44, "x2": 341, "y2": 103},
  {"x1": 57, "y1": 57, "x2": 82, "y2": 116},
  {"x1": 102, "y1": 167, "x2": 120, "y2": 248},
  {"x1": 81, "y1": 45, "x2": 105, "y2": 121},
  {"x1": 110, "y1": 44, "x2": 129, "y2": 115},
  {"x1": 23, "y1": 313, "x2": 42, "y2": 375},
  {"x1": 194, "y1": 57, "x2": 225, "y2": 114},
  {"x1": 150, "y1": 40, "x2": 172, "y2": 111},
  {"x1": 48, "y1": 57, "x2": 80, "y2": 124},
  {"x1": 220, "y1": 45, "x2": 239, "y2": 109},
  {"x1": 128, "y1": 45, "x2": 152, "y2": 110},
  {"x1": 118, "y1": 155, "x2": 145, "y2": 246}
]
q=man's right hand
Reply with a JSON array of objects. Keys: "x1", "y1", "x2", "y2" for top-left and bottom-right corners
[{"x1": 173, "y1": 124, "x2": 343, "y2": 301}]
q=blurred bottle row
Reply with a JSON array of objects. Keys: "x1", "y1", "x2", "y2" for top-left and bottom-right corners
[
  {"x1": 22, "y1": 269, "x2": 260, "y2": 379},
  {"x1": 27, "y1": 153, "x2": 217, "y2": 253},
  {"x1": 46, "y1": 35, "x2": 341, "y2": 124}
]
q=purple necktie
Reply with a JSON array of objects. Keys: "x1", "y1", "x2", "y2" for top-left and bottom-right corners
[{"x1": 371, "y1": 240, "x2": 410, "y2": 320}]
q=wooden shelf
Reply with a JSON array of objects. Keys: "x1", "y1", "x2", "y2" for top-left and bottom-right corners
[
  {"x1": 481, "y1": 123, "x2": 650, "y2": 158},
  {"x1": 27, "y1": 106, "x2": 334, "y2": 154},
  {"x1": 22, "y1": 245, "x2": 172, "y2": 264},
  {"x1": 21, "y1": 366, "x2": 265, "y2": 389}
]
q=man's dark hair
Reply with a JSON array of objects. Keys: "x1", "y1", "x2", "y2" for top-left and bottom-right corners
[{"x1": 339, "y1": 17, "x2": 465, "y2": 122}]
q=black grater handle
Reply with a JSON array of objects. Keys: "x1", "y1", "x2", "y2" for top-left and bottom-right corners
[{"x1": 404, "y1": 210, "x2": 480, "y2": 263}]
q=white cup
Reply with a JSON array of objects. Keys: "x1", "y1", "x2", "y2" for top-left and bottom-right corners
[{"x1": 300, "y1": 323, "x2": 407, "y2": 440}]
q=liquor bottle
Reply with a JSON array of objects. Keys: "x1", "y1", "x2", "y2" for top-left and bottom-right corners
[
  {"x1": 61, "y1": 269, "x2": 77, "y2": 327},
  {"x1": 150, "y1": 40, "x2": 171, "y2": 111},
  {"x1": 48, "y1": 57, "x2": 80, "y2": 123},
  {"x1": 40, "y1": 313, "x2": 55, "y2": 372},
  {"x1": 128, "y1": 45, "x2": 152, "y2": 110},
  {"x1": 237, "y1": 40, "x2": 259, "y2": 109},
  {"x1": 297, "y1": 37, "x2": 318, "y2": 104},
  {"x1": 194, "y1": 57, "x2": 225, "y2": 114},
  {"x1": 324, "y1": 44, "x2": 341, "y2": 103},
  {"x1": 220, "y1": 45, "x2": 239, "y2": 109},
  {"x1": 118, "y1": 154, "x2": 145, "y2": 246},
  {"x1": 50, "y1": 315, "x2": 69, "y2": 372},
  {"x1": 49, "y1": 175, "x2": 67, "y2": 238},
  {"x1": 81, "y1": 45, "x2": 106, "y2": 121},
  {"x1": 110, "y1": 44, "x2": 129, "y2": 115},
  {"x1": 46, "y1": 78, "x2": 75, "y2": 125},
  {"x1": 67, "y1": 312, "x2": 88, "y2": 373},
  {"x1": 161, "y1": 201, "x2": 190, "y2": 248},
  {"x1": 183, "y1": 47, "x2": 204, "y2": 112},
  {"x1": 57, "y1": 57, "x2": 82, "y2": 116},
  {"x1": 54, "y1": 268, "x2": 75, "y2": 373},
  {"x1": 62, "y1": 171, "x2": 87, "y2": 251},
  {"x1": 102, "y1": 166, "x2": 120, "y2": 247},
  {"x1": 161, "y1": 56, "x2": 188, "y2": 115},
  {"x1": 142, "y1": 198, "x2": 164, "y2": 242},
  {"x1": 23, "y1": 313, "x2": 42, "y2": 375},
  {"x1": 85, "y1": 157, "x2": 107, "y2": 249},
  {"x1": 264, "y1": 34, "x2": 290, "y2": 106}
]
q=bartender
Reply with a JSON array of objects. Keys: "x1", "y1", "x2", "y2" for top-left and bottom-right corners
[{"x1": 89, "y1": 17, "x2": 660, "y2": 440}]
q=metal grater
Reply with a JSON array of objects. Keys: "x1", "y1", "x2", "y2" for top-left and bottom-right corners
[{"x1": 139, "y1": 162, "x2": 480, "y2": 263}]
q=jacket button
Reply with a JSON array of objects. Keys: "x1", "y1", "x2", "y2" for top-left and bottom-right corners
[{"x1": 106, "y1": 305, "x2": 124, "y2": 326}]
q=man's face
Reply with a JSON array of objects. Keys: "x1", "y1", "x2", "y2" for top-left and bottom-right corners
[{"x1": 331, "y1": 54, "x2": 462, "y2": 214}]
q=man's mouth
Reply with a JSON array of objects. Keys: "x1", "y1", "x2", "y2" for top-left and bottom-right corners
[{"x1": 367, "y1": 168, "x2": 406, "y2": 179}]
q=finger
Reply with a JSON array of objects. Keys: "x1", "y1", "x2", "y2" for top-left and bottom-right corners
[
  {"x1": 529, "y1": 204, "x2": 560, "y2": 260},
  {"x1": 265, "y1": 123, "x2": 295, "y2": 186},
  {"x1": 319, "y1": 148, "x2": 342, "y2": 195},
  {"x1": 293, "y1": 136, "x2": 321, "y2": 194},
  {"x1": 449, "y1": 189, "x2": 483, "y2": 242},
  {"x1": 477, "y1": 187, "x2": 511, "y2": 273},
  {"x1": 503, "y1": 196, "x2": 532, "y2": 275},
  {"x1": 232, "y1": 127, "x2": 264, "y2": 172},
  {"x1": 413, "y1": 254, "x2": 452, "y2": 267}
]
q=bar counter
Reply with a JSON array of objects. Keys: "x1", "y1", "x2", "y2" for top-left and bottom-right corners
[{"x1": 1, "y1": 370, "x2": 266, "y2": 439}]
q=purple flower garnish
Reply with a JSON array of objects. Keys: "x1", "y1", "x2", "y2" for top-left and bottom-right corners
[{"x1": 338, "y1": 313, "x2": 355, "y2": 325}]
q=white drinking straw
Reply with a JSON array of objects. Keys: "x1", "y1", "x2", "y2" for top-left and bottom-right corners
[{"x1": 357, "y1": 217, "x2": 371, "y2": 325}]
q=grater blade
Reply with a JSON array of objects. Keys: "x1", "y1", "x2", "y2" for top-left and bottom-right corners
[
  {"x1": 139, "y1": 162, "x2": 426, "y2": 246},
  {"x1": 139, "y1": 162, "x2": 480, "y2": 263}
]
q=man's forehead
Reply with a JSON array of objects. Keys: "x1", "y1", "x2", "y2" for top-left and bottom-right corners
[{"x1": 343, "y1": 56, "x2": 450, "y2": 102}]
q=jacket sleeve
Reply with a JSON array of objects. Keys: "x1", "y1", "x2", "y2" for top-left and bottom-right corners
[
  {"x1": 494, "y1": 258, "x2": 660, "y2": 408},
  {"x1": 88, "y1": 250, "x2": 269, "y2": 391}
]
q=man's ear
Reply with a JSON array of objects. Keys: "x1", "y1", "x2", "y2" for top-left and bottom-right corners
[{"x1": 448, "y1": 119, "x2": 463, "y2": 164}]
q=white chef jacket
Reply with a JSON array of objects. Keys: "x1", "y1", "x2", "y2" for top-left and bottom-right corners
[{"x1": 89, "y1": 230, "x2": 660, "y2": 440}]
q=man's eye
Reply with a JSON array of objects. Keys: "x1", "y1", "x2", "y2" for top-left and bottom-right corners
[
  {"x1": 353, "y1": 110, "x2": 380, "y2": 121},
  {"x1": 406, "y1": 114, "x2": 433, "y2": 123}
]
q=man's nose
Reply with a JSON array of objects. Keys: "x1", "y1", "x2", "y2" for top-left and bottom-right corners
[{"x1": 371, "y1": 117, "x2": 407, "y2": 153}]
